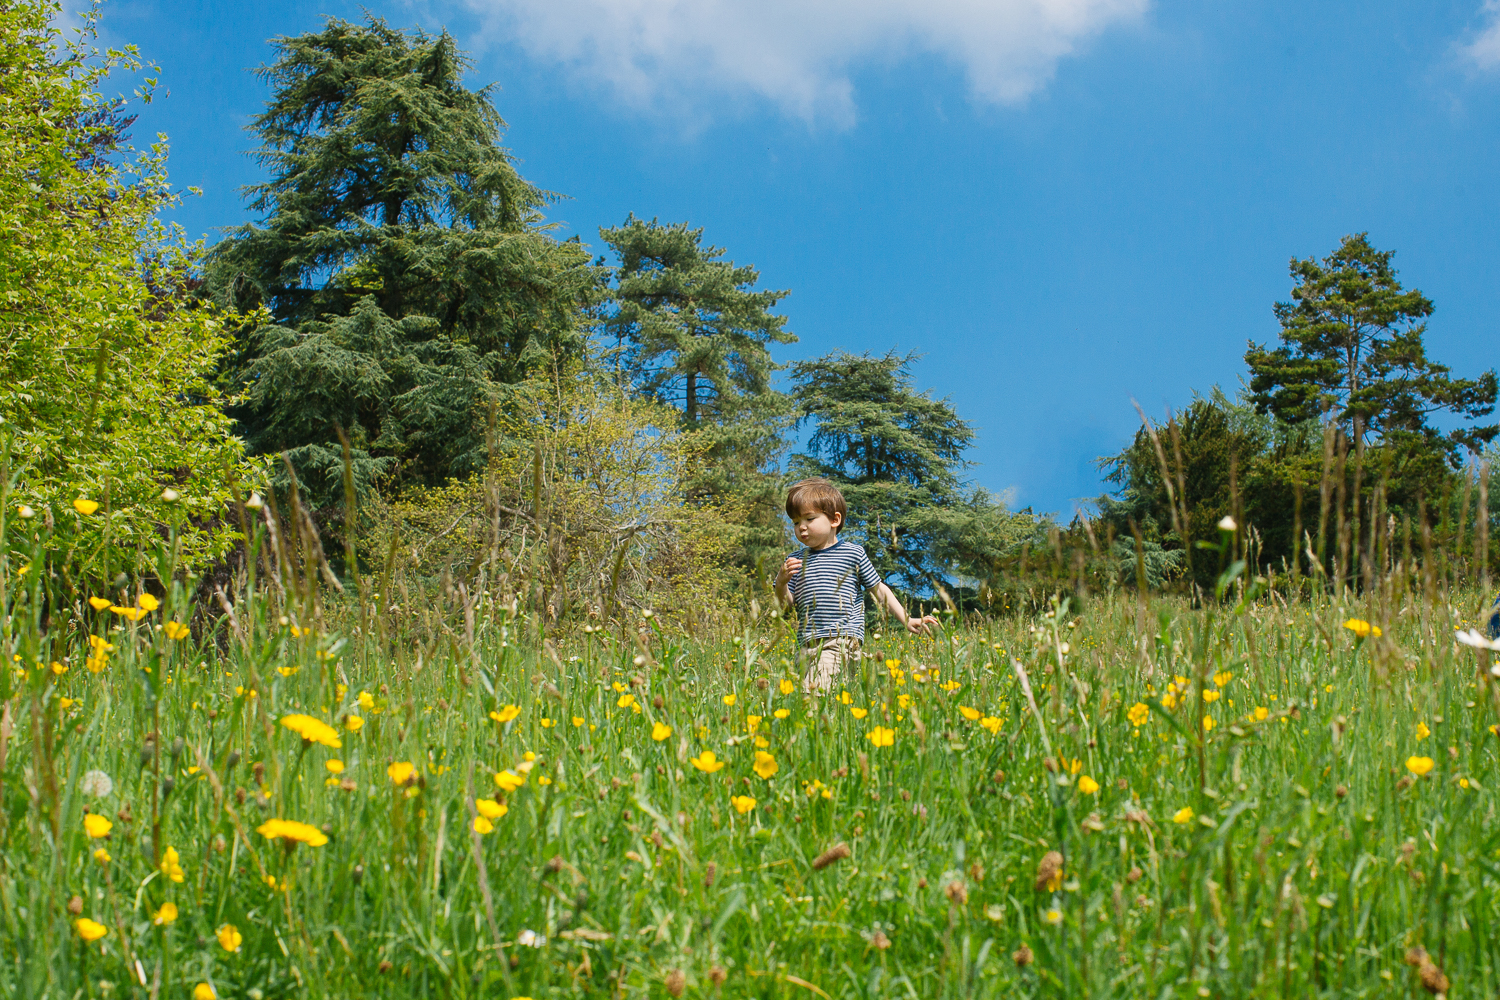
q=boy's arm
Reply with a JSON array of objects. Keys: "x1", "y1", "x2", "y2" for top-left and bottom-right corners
[
  {"x1": 774, "y1": 556, "x2": 803, "y2": 609},
  {"x1": 871, "y1": 582, "x2": 939, "y2": 635}
]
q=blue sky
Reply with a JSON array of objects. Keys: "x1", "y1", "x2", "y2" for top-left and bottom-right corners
[{"x1": 91, "y1": 0, "x2": 1500, "y2": 515}]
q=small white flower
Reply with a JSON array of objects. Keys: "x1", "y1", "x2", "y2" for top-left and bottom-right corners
[
  {"x1": 1217, "y1": 516, "x2": 1237, "y2": 531},
  {"x1": 17, "y1": 505, "x2": 33, "y2": 519},
  {"x1": 160, "y1": 488, "x2": 180, "y2": 502},
  {"x1": 81, "y1": 770, "x2": 114, "y2": 798},
  {"x1": 244, "y1": 492, "x2": 265, "y2": 510},
  {"x1": 1454, "y1": 629, "x2": 1500, "y2": 651},
  {"x1": 1058, "y1": 642, "x2": 1070, "y2": 655},
  {"x1": 516, "y1": 928, "x2": 545, "y2": 948}
]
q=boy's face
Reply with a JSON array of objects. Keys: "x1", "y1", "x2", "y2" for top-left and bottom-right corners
[{"x1": 792, "y1": 506, "x2": 841, "y2": 549}]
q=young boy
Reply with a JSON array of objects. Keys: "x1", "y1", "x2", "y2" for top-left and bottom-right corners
[{"x1": 774, "y1": 478, "x2": 938, "y2": 693}]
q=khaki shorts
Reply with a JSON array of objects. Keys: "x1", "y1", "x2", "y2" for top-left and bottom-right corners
[{"x1": 800, "y1": 636, "x2": 862, "y2": 693}]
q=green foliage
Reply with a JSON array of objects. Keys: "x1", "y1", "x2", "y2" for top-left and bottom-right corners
[
  {"x1": 8, "y1": 492, "x2": 1500, "y2": 997},
  {"x1": 789, "y1": 351, "x2": 1031, "y2": 597},
  {"x1": 0, "y1": 0, "x2": 250, "y2": 581},
  {"x1": 209, "y1": 16, "x2": 599, "y2": 505},
  {"x1": 1246, "y1": 233, "x2": 1498, "y2": 481},
  {"x1": 599, "y1": 216, "x2": 797, "y2": 574},
  {"x1": 364, "y1": 357, "x2": 744, "y2": 632}
]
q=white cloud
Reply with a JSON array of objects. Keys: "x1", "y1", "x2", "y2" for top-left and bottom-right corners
[
  {"x1": 1462, "y1": 1, "x2": 1500, "y2": 70},
  {"x1": 464, "y1": 0, "x2": 1148, "y2": 127}
]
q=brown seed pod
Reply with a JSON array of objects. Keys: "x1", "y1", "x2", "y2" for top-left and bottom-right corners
[
  {"x1": 812, "y1": 843, "x2": 851, "y2": 870},
  {"x1": 1419, "y1": 960, "x2": 1449, "y2": 995},
  {"x1": 67, "y1": 896, "x2": 83, "y2": 915},
  {"x1": 704, "y1": 862, "x2": 716, "y2": 887},
  {"x1": 1126, "y1": 866, "x2": 1143, "y2": 884},
  {"x1": 1012, "y1": 944, "x2": 1034, "y2": 967},
  {"x1": 871, "y1": 930, "x2": 891, "y2": 950},
  {"x1": 709, "y1": 966, "x2": 728, "y2": 984},
  {"x1": 664, "y1": 969, "x2": 686, "y2": 997},
  {"x1": 944, "y1": 880, "x2": 968, "y2": 905},
  {"x1": 1035, "y1": 851, "x2": 1064, "y2": 892}
]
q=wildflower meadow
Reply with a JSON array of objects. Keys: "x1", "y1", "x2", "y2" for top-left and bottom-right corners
[{"x1": 6, "y1": 497, "x2": 1500, "y2": 1000}]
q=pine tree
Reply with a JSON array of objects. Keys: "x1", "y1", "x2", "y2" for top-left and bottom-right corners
[
  {"x1": 1246, "y1": 234, "x2": 1498, "y2": 484},
  {"x1": 209, "y1": 16, "x2": 599, "y2": 503},
  {"x1": 789, "y1": 351, "x2": 1019, "y2": 595},
  {"x1": 599, "y1": 216, "x2": 796, "y2": 571}
]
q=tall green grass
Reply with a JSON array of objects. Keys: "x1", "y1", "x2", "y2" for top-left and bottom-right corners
[{"x1": 3, "y1": 499, "x2": 1499, "y2": 999}]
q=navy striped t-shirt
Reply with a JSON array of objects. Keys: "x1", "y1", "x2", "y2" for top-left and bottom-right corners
[{"x1": 787, "y1": 539, "x2": 883, "y2": 642}]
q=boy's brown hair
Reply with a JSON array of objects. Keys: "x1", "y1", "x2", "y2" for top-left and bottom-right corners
[{"x1": 785, "y1": 478, "x2": 846, "y2": 530}]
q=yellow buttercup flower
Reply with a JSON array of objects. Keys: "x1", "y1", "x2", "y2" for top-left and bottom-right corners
[
  {"x1": 110, "y1": 606, "x2": 147, "y2": 621},
  {"x1": 256, "y1": 818, "x2": 329, "y2": 847},
  {"x1": 163, "y1": 621, "x2": 190, "y2": 640},
  {"x1": 216, "y1": 924, "x2": 242, "y2": 953},
  {"x1": 84, "y1": 814, "x2": 112, "y2": 838},
  {"x1": 491, "y1": 704, "x2": 521, "y2": 723},
  {"x1": 1078, "y1": 775, "x2": 1099, "y2": 794},
  {"x1": 1343, "y1": 619, "x2": 1382, "y2": 638},
  {"x1": 866, "y1": 726, "x2": 895, "y2": 748},
  {"x1": 160, "y1": 846, "x2": 185, "y2": 883},
  {"x1": 753, "y1": 736, "x2": 769, "y2": 749},
  {"x1": 494, "y1": 770, "x2": 525, "y2": 792},
  {"x1": 746, "y1": 715, "x2": 761, "y2": 733},
  {"x1": 753, "y1": 751, "x2": 779, "y2": 779},
  {"x1": 958, "y1": 706, "x2": 980, "y2": 721},
  {"x1": 1406, "y1": 756, "x2": 1434, "y2": 777},
  {"x1": 73, "y1": 499, "x2": 99, "y2": 515},
  {"x1": 616, "y1": 694, "x2": 636, "y2": 710},
  {"x1": 1415, "y1": 722, "x2": 1430, "y2": 740},
  {"x1": 279, "y1": 714, "x2": 342, "y2": 749},
  {"x1": 1127, "y1": 702, "x2": 1149, "y2": 727},
  {"x1": 1172, "y1": 807, "x2": 1194, "y2": 824},
  {"x1": 722, "y1": 693, "x2": 736, "y2": 707},
  {"x1": 572, "y1": 716, "x2": 585, "y2": 727},
  {"x1": 689, "y1": 750, "x2": 725, "y2": 773},
  {"x1": 1202, "y1": 716, "x2": 1215, "y2": 732},
  {"x1": 1202, "y1": 690, "x2": 1220, "y2": 703},
  {"x1": 1253, "y1": 706, "x2": 1269, "y2": 721},
  {"x1": 473, "y1": 816, "x2": 494, "y2": 834},
  {"x1": 897, "y1": 694, "x2": 911, "y2": 710},
  {"x1": 940, "y1": 680, "x2": 962, "y2": 692},
  {"x1": 88, "y1": 596, "x2": 111, "y2": 611},
  {"x1": 476, "y1": 798, "x2": 509, "y2": 819},
  {"x1": 137, "y1": 593, "x2": 160, "y2": 612},
  {"x1": 193, "y1": 984, "x2": 215, "y2": 1000},
  {"x1": 75, "y1": 918, "x2": 108, "y2": 941},
  {"x1": 358, "y1": 691, "x2": 375, "y2": 710},
  {"x1": 730, "y1": 795, "x2": 756, "y2": 814},
  {"x1": 345, "y1": 714, "x2": 365, "y2": 732},
  {"x1": 651, "y1": 722, "x2": 672, "y2": 742},
  {"x1": 93, "y1": 848, "x2": 111, "y2": 864},
  {"x1": 387, "y1": 761, "x2": 415, "y2": 785},
  {"x1": 153, "y1": 902, "x2": 178, "y2": 926},
  {"x1": 773, "y1": 708, "x2": 790, "y2": 719},
  {"x1": 779, "y1": 679, "x2": 795, "y2": 695},
  {"x1": 850, "y1": 707, "x2": 868, "y2": 719},
  {"x1": 325, "y1": 760, "x2": 344, "y2": 774},
  {"x1": 837, "y1": 691, "x2": 853, "y2": 705},
  {"x1": 979, "y1": 717, "x2": 1003, "y2": 735},
  {"x1": 1213, "y1": 671, "x2": 1233, "y2": 688}
]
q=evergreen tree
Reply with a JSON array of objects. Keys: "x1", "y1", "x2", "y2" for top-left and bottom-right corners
[
  {"x1": 209, "y1": 16, "x2": 599, "y2": 503},
  {"x1": 1246, "y1": 233, "x2": 1498, "y2": 492},
  {"x1": 789, "y1": 351, "x2": 1020, "y2": 595},
  {"x1": 598, "y1": 217, "x2": 796, "y2": 571}
]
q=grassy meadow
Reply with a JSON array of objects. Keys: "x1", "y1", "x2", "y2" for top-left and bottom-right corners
[{"x1": 5, "y1": 511, "x2": 1500, "y2": 1000}]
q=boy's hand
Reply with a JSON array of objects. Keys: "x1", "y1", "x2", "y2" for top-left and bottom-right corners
[
  {"x1": 776, "y1": 557, "x2": 803, "y2": 587},
  {"x1": 906, "y1": 614, "x2": 940, "y2": 635}
]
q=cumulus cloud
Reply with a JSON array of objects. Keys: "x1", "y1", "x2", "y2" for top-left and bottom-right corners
[
  {"x1": 1462, "y1": 1, "x2": 1500, "y2": 70},
  {"x1": 464, "y1": 0, "x2": 1148, "y2": 126}
]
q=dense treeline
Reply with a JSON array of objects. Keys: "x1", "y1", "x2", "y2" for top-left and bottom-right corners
[{"x1": 3, "y1": 3, "x2": 1497, "y2": 627}]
